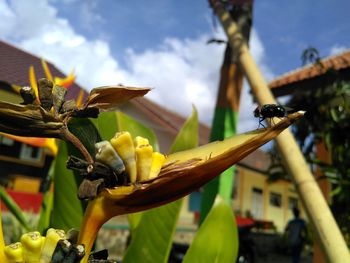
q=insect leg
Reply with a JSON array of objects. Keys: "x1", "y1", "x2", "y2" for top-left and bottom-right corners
[{"x1": 258, "y1": 117, "x2": 266, "y2": 129}]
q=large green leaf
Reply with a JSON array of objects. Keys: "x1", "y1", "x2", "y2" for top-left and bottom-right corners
[
  {"x1": 37, "y1": 188, "x2": 53, "y2": 234},
  {"x1": 123, "y1": 107, "x2": 198, "y2": 263},
  {"x1": 50, "y1": 142, "x2": 84, "y2": 231},
  {"x1": 169, "y1": 106, "x2": 199, "y2": 153},
  {"x1": 126, "y1": 212, "x2": 143, "y2": 237},
  {"x1": 68, "y1": 118, "x2": 102, "y2": 157},
  {"x1": 37, "y1": 158, "x2": 55, "y2": 234},
  {"x1": 97, "y1": 111, "x2": 158, "y2": 150},
  {"x1": 0, "y1": 117, "x2": 101, "y2": 234},
  {"x1": 51, "y1": 118, "x2": 101, "y2": 231},
  {"x1": 123, "y1": 201, "x2": 182, "y2": 263},
  {"x1": 200, "y1": 108, "x2": 238, "y2": 224},
  {"x1": 183, "y1": 196, "x2": 238, "y2": 263},
  {"x1": 0, "y1": 186, "x2": 31, "y2": 231}
]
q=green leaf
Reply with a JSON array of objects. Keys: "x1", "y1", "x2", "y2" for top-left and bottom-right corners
[
  {"x1": 37, "y1": 159, "x2": 55, "y2": 234},
  {"x1": 127, "y1": 212, "x2": 143, "y2": 237},
  {"x1": 95, "y1": 111, "x2": 118, "y2": 141},
  {"x1": 330, "y1": 185, "x2": 342, "y2": 197},
  {"x1": 330, "y1": 108, "x2": 339, "y2": 122},
  {"x1": 123, "y1": 201, "x2": 182, "y2": 263},
  {"x1": 68, "y1": 118, "x2": 102, "y2": 157},
  {"x1": 50, "y1": 142, "x2": 84, "y2": 231},
  {"x1": 123, "y1": 107, "x2": 198, "y2": 263},
  {"x1": 0, "y1": 186, "x2": 31, "y2": 231},
  {"x1": 50, "y1": 118, "x2": 101, "y2": 231},
  {"x1": 169, "y1": 105, "x2": 199, "y2": 152},
  {"x1": 97, "y1": 111, "x2": 159, "y2": 150},
  {"x1": 183, "y1": 196, "x2": 238, "y2": 263},
  {"x1": 37, "y1": 189, "x2": 53, "y2": 234},
  {"x1": 200, "y1": 107, "x2": 238, "y2": 224}
]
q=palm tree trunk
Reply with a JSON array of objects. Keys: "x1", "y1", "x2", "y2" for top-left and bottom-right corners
[{"x1": 200, "y1": 1, "x2": 252, "y2": 224}]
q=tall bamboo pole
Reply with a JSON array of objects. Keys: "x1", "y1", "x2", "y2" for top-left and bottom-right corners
[{"x1": 209, "y1": 1, "x2": 350, "y2": 262}]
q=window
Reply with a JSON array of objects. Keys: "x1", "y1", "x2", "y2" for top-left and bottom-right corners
[
  {"x1": 252, "y1": 187, "x2": 263, "y2": 194},
  {"x1": 0, "y1": 136, "x2": 14, "y2": 146},
  {"x1": 288, "y1": 197, "x2": 298, "y2": 210},
  {"x1": 0, "y1": 135, "x2": 19, "y2": 158},
  {"x1": 251, "y1": 187, "x2": 263, "y2": 219},
  {"x1": 19, "y1": 144, "x2": 42, "y2": 162},
  {"x1": 269, "y1": 192, "x2": 282, "y2": 207},
  {"x1": 232, "y1": 170, "x2": 239, "y2": 199}
]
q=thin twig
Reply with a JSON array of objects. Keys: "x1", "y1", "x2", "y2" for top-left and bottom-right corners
[{"x1": 61, "y1": 126, "x2": 93, "y2": 163}]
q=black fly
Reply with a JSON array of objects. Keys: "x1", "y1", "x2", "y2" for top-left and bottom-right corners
[{"x1": 254, "y1": 104, "x2": 291, "y2": 128}]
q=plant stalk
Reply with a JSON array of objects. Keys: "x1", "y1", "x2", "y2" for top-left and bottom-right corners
[
  {"x1": 0, "y1": 206, "x2": 6, "y2": 263},
  {"x1": 61, "y1": 127, "x2": 93, "y2": 163},
  {"x1": 78, "y1": 197, "x2": 123, "y2": 263},
  {"x1": 210, "y1": 1, "x2": 350, "y2": 262}
]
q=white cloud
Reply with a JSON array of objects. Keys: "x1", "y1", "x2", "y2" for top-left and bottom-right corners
[
  {"x1": 0, "y1": 0, "x2": 58, "y2": 40},
  {"x1": 329, "y1": 44, "x2": 347, "y2": 56},
  {"x1": 0, "y1": 0, "x2": 16, "y2": 36},
  {"x1": 80, "y1": 0, "x2": 104, "y2": 29},
  {"x1": 122, "y1": 36, "x2": 225, "y2": 124},
  {"x1": 0, "y1": 0, "x2": 129, "y2": 90},
  {"x1": 0, "y1": 0, "x2": 274, "y2": 131}
]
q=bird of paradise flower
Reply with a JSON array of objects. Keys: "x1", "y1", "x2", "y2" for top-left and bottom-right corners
[
  {"x1": 0, "y1": 59, "x2": 81, "y2": 155},
  {"x1": 0, "y1": 64, "x2": 305, "y2": 262}
]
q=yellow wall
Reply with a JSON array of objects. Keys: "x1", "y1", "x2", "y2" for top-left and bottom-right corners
[
  {"x1": 234, "y1": 168, "x2": 266, "y2": 218},
  {"x1": 266, "y1": 181, "x2": 288, "y2": 231},
  {"x1": 0, "y1": 90, "x2": 22, "y2": 104},
  {"x1": 13, "y1": 176, "x2": 41, "y2": 193},
  {"x1": 234, "y1": 166, "x2": 306, "y2": 232},
  {"x1": 180, "y1": 195, "x2": 194, "y2": 224}
]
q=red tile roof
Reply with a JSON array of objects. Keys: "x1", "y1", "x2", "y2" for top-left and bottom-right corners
[
  {"x1": 269, "y1": 50, "x2": 350, "y2": 96},
  {"x1": 0, "y1": 40, "x2": 85, "y2": 101},
  {"x1": 130, "y1": 97, "x2": 210, "y2": 145}
]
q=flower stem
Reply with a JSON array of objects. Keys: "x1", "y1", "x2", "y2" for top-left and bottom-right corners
[
  {"x1": 61, "y1": 127, "x2": 93, "y2": 163},
  {"x1": 78, "y1": 197, "x2": 124, "y2": 263},
  {"x1": 0, "y1": 206, "x2": 6, "y2": 263}
]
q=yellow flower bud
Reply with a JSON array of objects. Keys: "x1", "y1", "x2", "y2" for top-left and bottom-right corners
[
  {"x1": 135, "y1": 144, "x2": 153, "y2": 181},
  {"x1": 95, "y1": 141, "x2": 125, "y2": 175},
  {"x1": 20, "y1": 231, "x2": 43, "y2": 263},
  {"x1": 110, "y1": 132, "x2": 137, "y2": 183},
  {"x1": 40, "y1": 228, "x2": 66, "y2": 263},
  {"x1": 5, "y1": 242, "x2": 24, "y2": 263},
  {"x1": 134, "y1": 136, "x2": 149, "y2": 148},
  {"x1": 149, "y1": 152, "x2": 165, "y2": 179}
]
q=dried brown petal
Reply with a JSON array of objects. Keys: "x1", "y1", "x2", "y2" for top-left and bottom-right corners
[
  {"x1": 61, "y1": 100, "x2": 77, "y2": 113},
  {"x1": 78, "y1": 179, "x2": 105, "y2": 200},
  {"x1": 38, "y1": 78, "x2": 54, "y2": 111},
  {"x1": 52, "y1": 85, "x2": 67, "y2": 114},
  {"x1": 20, "y1": 86, "x2": 37, "y2": 105},
  {"x1": 0, "y1": 101, "x2": 63, "y2": 137},
  {"x1": 83, "y1": 86, "x2": 151, "y2": 111}
]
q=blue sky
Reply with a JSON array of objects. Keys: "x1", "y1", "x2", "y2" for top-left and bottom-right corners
[{"x1": 0, "y1": 0, "x2": 348, "y2": 131}]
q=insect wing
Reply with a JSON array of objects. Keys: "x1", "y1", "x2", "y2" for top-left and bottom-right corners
[{"x1": 282, "y1": 106, "x2": 296, "y2": 113}]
